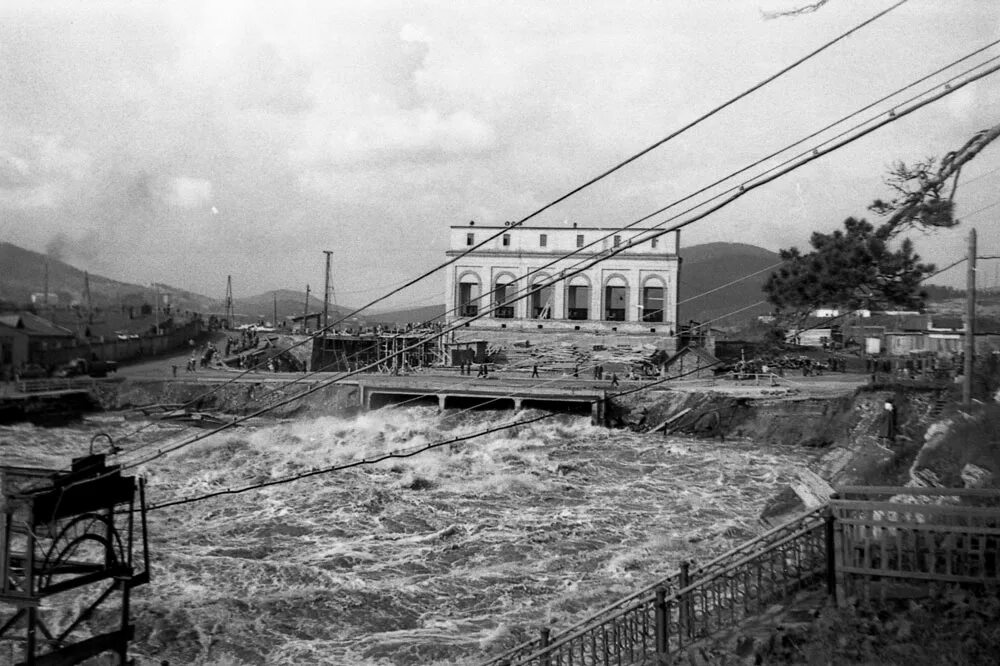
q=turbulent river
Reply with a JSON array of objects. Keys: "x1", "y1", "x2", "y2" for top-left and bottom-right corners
[{"x1": 0, "y1": 407, "x2": 815, "y2": 665}]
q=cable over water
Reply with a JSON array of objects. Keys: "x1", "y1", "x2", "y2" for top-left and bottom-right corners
[{"x1": 0, "y1": 406, "x2": 814, "y2": 665}]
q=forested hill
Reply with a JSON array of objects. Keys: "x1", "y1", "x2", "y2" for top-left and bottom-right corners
[{"x1": 677, "y1": 242, "x2": 779, "y2": 325}]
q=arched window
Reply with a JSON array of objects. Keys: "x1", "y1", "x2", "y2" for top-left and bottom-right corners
[
  {"x1": 457, "y1": 272, "x2": 482, "y2": 317},
  {"x1": 566, "y1": 274, "x2": 591, "y2": 320},
  {"x1": 493, "y1": 273, "x2": 517, "y2": 318},
  {"x1": 642, "y1": 276, "x2": 666, "y2": 323},
  {"x1": 604, "y1": 275, "x2": 628, "y2": 321}
]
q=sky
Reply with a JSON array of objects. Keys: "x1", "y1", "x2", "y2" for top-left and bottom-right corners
[{"x1": 1, "y1": 0, "x2": 999, "y2": 309}]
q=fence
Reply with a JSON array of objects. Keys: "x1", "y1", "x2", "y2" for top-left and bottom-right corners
[
  {"x1": 830, "y1": 486, "x2": 1000, "y2": 602},
  {"x1": 482, "y1": 507, "x2": 828, "y2": 666},
  {"x1": 486, "y1": 489, "x2": 1000, "y2": 666},
  {"x1": 12, "y1": 377, "x2": 105, "y2": 394}
]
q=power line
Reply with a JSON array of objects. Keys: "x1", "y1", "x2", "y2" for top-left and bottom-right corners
[
  {"x1": 248, "y1": 41, "x2": 1000, "y2": 407},
  {"x1": 52, "y1": 13, "x2": 988, "y2": 494},
  {"x1": 115, "y1": 52, "x2": 1000, "y2": 474},
  {"x1": 143, "y1": 251, "x2": 982, "y2": 511},
  {"x1": 283, "y1": 0, "x2": 910, "y2": 332},
  {"x1": 143, "y1": 357, "x2": 732, "y2": 512},
  {"x1": 109, "y1": 26, "x2": 989, "y2": 455}
]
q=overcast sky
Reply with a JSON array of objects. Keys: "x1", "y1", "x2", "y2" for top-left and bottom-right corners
[{"x1": 1, "y1": 0, "x2": 998, "y2": 308}]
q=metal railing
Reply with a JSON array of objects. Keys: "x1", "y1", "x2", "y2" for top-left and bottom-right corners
[
  {"x1": 509, "y1": 514, "x2": 828, "y2": 665},
  {"x1": 9, "y1": 377, "x2": 100, "y2": 394},
  {"x1": 481, "y1": 507, "x2": 827, "y2": 666},
  {"x1": 484, "y1": 488, "x2": 1000, "y2": 665}
]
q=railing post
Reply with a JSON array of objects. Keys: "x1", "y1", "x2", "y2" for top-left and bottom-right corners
[
  {"x1": 679, "y1": 560, "x2": 691, "y2": 640},
  {"x1": 539, "y1": 626, "x2": 550, "y2": 666},
  {"x1": 828, "y1": 494, "x2": 848, "y2": 606},
  {"x1": 655, "y1": 586, "x2": 668, "y2": 663},
  {"x1": 825, "y1": 506, "x2": 837, "y2": 603}
]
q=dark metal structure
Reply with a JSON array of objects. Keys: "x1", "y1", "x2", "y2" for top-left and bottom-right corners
[{"x1": 0, "y1": 450, "x2": 149, "y2": 665}]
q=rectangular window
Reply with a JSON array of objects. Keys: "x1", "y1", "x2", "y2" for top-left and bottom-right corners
[
  {"x1": 466, "y1": 233, "x2": 474, "y2": 246},
  {"x1": 502, "y1": 234, "x2": 511, "y2": 246},
  {"x1": 651, "y1": 238, "x2": 658, "y2": 248},
  {"x1": 576, "y1": 234, "x2": 584, "y2": 248},
  {"x1": 539, "y1": 234, "x2": 547, "y2": 247},
  {"x1": 613, "y1": 235, "x2": 621, "y2": 247}
]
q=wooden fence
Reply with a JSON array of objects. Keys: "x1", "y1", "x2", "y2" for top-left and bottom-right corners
[{"x1": 830, "y1": 486, "x2": 1000, "y2": 602}]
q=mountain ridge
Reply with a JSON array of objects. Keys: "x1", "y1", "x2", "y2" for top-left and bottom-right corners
[{"x1": 0, "y1": 240, "x2": 871, "y2": 327}]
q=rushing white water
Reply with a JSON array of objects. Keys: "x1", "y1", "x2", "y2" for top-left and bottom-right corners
[{"x1": 0, "y1": 407, "x2": 814, "y2": 665}]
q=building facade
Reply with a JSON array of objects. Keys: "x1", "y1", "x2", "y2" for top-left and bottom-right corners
[{"x1": 444, "y1": 222, "x2": 680, "y2": 334}]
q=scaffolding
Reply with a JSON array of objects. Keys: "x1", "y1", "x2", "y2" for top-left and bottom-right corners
[{"x1": 0, "y1": 447, "x2": 150, "y2": 665}]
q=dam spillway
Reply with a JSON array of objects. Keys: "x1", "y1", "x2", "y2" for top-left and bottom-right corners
[{"x1": 356, "y1": 376, "x2": 607, "y2": 422}]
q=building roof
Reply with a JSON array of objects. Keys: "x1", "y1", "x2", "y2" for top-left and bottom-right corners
[
  {"x1": 0, "y1": 312, "x2": 75, "y2": 337},
  {"x1": 661, "y1": 345, "x2": 721, "y2": 369},
  {"x1": 930, "y1": 315, "x2": 1000, "y2": 333}
]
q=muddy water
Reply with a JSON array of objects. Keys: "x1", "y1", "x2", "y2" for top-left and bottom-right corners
[{"x1": 0, "y1": 407, "x2": 814, "y2": 665}]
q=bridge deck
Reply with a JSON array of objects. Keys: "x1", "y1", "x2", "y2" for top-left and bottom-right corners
[{"x1": 357, "y1": 376, "x2": 607, "y2": 422}]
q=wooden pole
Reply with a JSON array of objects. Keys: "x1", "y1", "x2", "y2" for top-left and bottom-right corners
[
  {"x1": 302, "y1": 284, "x2": 310, "y2": 333},
  {"x1": 322, "y1": 250, "x2": 333, "y2": 332},
  {"x1": 963, "y1": 228, "x2": 976, "y2": 407}
]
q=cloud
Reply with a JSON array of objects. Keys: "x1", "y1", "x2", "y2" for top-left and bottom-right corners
[
  {"x1": 164, "y1": 176, "x2": 213, "y2": 208},
  {"x1": 0, "y1": 129, "x2": 90, "y2": 208}
]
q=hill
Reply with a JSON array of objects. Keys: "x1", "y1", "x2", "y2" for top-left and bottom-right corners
[
  {"x1": 0, "y1": 242, "x2": 217, "y2": 313},
  {"x1": 0, "y1": 240, "x2": 791, "y2": 330},
  {"x1": 677, "y1": 242, "x2": 779, "y2": 326},
  {"x1": 370, "y1": 304, "x2": 447, "y2": 325},
  {"x1": 232, "y1": 290, "x2": 361, "y2": 325}
]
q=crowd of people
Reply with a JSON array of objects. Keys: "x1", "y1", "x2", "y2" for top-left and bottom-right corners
[{"x1": 727, "y1": 354, "x2": 848, "y2": 379}]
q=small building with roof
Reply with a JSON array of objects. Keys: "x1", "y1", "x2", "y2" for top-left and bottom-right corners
[{"x1": 0, "y1": 312, "x2": 76, "y2": 377}]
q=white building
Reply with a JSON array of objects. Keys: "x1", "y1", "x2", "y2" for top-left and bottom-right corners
[{"x1": 444, "y1": 222, "x2": 680, "y2": 334}]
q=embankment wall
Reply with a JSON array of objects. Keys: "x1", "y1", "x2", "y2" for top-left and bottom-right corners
[{"x1": 95, "y1": 378, "x2": 362, "y2": 419}]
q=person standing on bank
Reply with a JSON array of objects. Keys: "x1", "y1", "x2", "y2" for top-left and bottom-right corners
[{"x1": 880, "y1": 398, "x2": 897, "y2": 444}]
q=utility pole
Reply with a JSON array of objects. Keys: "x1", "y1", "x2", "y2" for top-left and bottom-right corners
[
  {"x1": 322, "y1": 250, "x2": 333, "y2": 332},
  {"x1": 225, "y1": 275, "x2": 234, "y2": 330},
  {"x1": 43, "y1": 257, "x2": 49, "y2": 308},
  {"x1": 84, "y1": 271, "x2": 92, "y2": 323},
  {"x1": 302, "y1": 284, "x2": 310, "y2": 333},
  {"x1": 273, "y1": 292, "x2": 278, "y2": 329},
  {"x1": 963, "y1": 228, "x2": 976, "y2": 407},
  {"x1": 153, "y1": 283, "x2": 160, "y2": 334}
]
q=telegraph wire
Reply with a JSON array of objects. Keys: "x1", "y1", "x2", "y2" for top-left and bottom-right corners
[
  {"x1": 108, "y1": 27, "x2": 993, "y2": 450},
  {"x1": 143, "y1": 359, "x2": 731, "y2": 513},
  {"x1": 237, "y1": 42, "x2": 1000, "y2": 410},
  {"x1": 47, "y1": 22, "x2": 992, "y2": 493},
  {"x1": 113, "y1": 53, "x2": 1000, "y2": 474},
  {"x1": 139, "y1": 294, "x2": 812, "y2": 515},
  {"x1": 112, "y1": 257, "x2": 779, "y2": 468},
  {"x1": 95, "y1": 55, "x2": 999, "y2": 489},
  {"x1": 300, "y1": 0, "x2": 909, "y2": 330}
]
